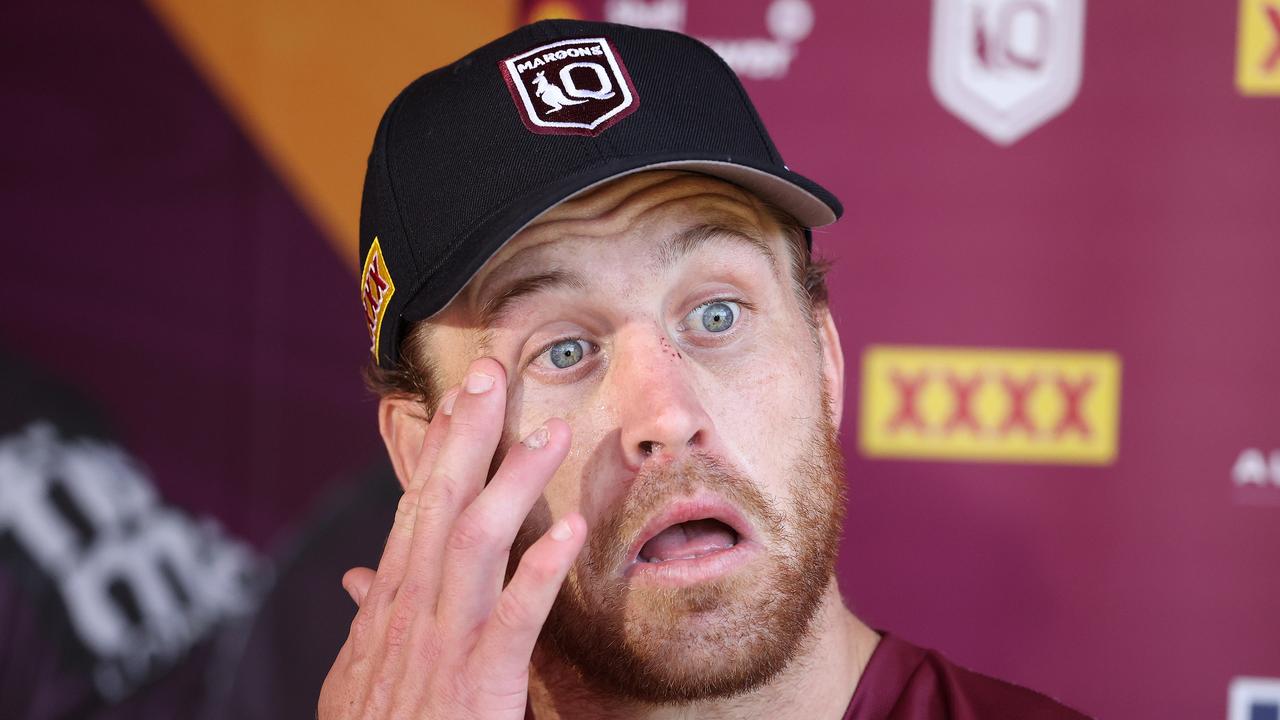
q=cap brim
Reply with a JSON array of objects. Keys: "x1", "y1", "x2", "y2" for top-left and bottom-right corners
[{"x1": 558, "y1": 159, "x2": 840, "y2": 227}]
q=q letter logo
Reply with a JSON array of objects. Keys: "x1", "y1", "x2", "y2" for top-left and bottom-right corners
[
  {"x1": 930, "y1": 0, "x2": 1086, "y2": 145},
  {"x1": 501, "y1": 38, "x2": 639, "y2": 136}
]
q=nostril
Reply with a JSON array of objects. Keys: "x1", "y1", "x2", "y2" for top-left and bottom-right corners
[{"x1": 639, "y1": 440, "x2": 658, "y2": 456}]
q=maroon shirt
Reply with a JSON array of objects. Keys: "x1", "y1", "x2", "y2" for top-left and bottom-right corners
[
  {"x1": 843, "y1": 633, "x2": 1091, "y2": 719},
  {"x1": 524, "y1": 632, "x2": 1089, "y2": 720}
]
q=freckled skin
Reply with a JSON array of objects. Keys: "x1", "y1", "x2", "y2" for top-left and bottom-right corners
[
  {"x1": 428, "y1": 172, "x2": 830, "y2": 526},
  {"x1": 397, "y1": 171, "x2": 879, "y2": 719}
]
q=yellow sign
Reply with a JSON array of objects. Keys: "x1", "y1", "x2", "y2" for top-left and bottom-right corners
[
  {"x1": 859, "y1": 345, "x2": 1121, "y2": 465},
  {"x1": 1237, "y1": 0, "x2": 1280, "y2": 95}
]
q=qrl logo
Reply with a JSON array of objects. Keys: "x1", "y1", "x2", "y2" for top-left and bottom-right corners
[
  {"x1": 859, "y1": 345, "x2": 1121, "y2": 464},
  {"x1": 501, "y1": 38, "x2": 638, "y2": 136},
  {"x1": 974, "y1": 1, "x2": 1050, "y2": 71},
  {"x1": 930, "y1": 0, "x2": 1085, "y2": 145}
]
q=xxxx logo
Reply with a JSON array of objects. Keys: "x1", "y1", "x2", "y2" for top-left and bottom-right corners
[
  {"x1": 859, "y1": 345, "x2": 1121, "y2": 464},
  {"x1": 1237, "y1": 0, "x2": 1280, "y2": 95},
  {"x1": 361, "y1": 237, "x2": 395, "y2": 360}
]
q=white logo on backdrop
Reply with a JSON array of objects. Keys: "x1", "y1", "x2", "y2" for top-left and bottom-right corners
[
  {"x1": 930, "y1": 0, "x2": 1086, "y2": 145},
  {"x1": 0, "y1": 423, "x2": 266, "y2": 700},
  {"x1": 604, "y1": 0, "x2": 815, "y2": 80},
  {"x1": 1234, "y1": 448, "x2": 1280, "y2": 487},
  {"x1": 1229, "y1": 677, "x2": 1280, "y2": 720}
]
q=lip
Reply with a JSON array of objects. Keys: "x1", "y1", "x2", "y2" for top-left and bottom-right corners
[{"x1": 622, "y1": 493, "x2": 760, "y2": 586}]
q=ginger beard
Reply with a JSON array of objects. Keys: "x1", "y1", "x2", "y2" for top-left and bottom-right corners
[{"x1": 512, "y1": 404, "x2": 847, "y2": 704}]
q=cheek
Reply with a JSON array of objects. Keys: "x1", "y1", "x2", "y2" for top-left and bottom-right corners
[
  {"x1": 508, "y1": 389, "x2": 613, "y2": 526},
  {"x1": 702, "y1": 330, "x2": 824, "y2": 495}
]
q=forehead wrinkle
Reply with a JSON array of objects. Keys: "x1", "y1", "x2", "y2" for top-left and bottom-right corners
[
  {"x1": 465, "y1": 173, "x2": 772, "y2": 324},
  {"x1": 523, "y1": 171, "x2": 761, "y2": 239},
  {"x1": 471, "y1": 190, "x2": 762, "y2": 306},
  {"x1": 521, "y1": 190, "x2": 759, "y2": 248},
  {"x1": 540, "y1": 171, "x2": 757, "y2": 225},
  {"x1": 540, "y1": 170, "x2": 692, "y2": 223}
]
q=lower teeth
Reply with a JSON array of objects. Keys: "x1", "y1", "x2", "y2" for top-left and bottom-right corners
[{"x1": 645, "y1": 545, "x2": 734, "y2": 563}]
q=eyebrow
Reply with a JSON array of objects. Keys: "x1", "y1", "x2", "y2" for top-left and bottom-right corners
[
  {"x1": 476, "y1": 268, "x2": 588, "y2": 329},
  {"x1": 473, "y1": 217, "x2": 777, "y2": 332},
  {"x1": 656, "y1": 219, "x2": 778, "y2": 274}
]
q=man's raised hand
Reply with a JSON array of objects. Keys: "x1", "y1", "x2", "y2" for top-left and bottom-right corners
[{"x1": 318, "y1": 358, "x2": 586, "y2": 719}]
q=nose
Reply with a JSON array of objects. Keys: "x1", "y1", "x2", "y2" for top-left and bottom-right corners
[{"x1": 608, "y1": 327, "x2": 715, "y2": 470}]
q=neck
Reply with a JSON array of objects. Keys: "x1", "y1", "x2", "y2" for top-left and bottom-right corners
[{"x1": 526, "y1": 579, "x2": 880, "y2": 720}]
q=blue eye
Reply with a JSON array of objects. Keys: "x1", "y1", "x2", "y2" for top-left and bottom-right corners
[
  {"x1": 547, "y1": 339, "x2": 585, "y2": 368},
  {"x1": 687, "y1": 300, "x2": 739, "y2": 333}
]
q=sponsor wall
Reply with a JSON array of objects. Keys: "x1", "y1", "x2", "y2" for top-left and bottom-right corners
[
  {"x1": 2, "y1": 0, "x2": 1278, "y2": 718},
  {"x1": 517, "y1": 2, "x2": 1280, "y2": 717}
]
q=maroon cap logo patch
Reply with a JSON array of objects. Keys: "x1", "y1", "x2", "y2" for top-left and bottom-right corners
[{"x1": 500, "y1": 38, "x2": 638, "y2": 136}]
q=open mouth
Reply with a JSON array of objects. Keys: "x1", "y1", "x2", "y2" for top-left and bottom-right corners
[
  {"x1": 637, "y1": 518, "x2": 739, "y2": 563},
  {"x1": 623, "y1": 497, "x2": 758, "y2": 584}
]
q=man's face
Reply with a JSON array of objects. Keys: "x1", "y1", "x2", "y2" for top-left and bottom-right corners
[{"x1": 424, "y1": 171, "x2": 846, "y2": 701}]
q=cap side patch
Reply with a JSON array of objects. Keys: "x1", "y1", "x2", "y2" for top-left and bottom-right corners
[
  {"x1": 500, "y1": 37, "x2": 639, "y2": 136},
  {"x1": 361, "y1": 237, "x2": 396, "y2": 360}
]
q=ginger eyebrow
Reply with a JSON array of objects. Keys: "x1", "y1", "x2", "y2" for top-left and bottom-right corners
[
  {"x1": 656, "y1": 220, "x2": 778, "y2": 273},
  {"x1": 473, "y1": 217, "x2": 774, "y2": 332},
  {"x1": 476, "y1": 269, "x2": 588, "y2": 329}
]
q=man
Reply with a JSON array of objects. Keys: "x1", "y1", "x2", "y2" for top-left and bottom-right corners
[{"x1": 320, "y1": 19, "x2": 1090, "y2": 719}]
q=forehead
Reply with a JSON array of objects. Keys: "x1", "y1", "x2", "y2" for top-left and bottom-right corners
[{"x1": 465, "y1": 172, "x2": 780, "y2": 306}]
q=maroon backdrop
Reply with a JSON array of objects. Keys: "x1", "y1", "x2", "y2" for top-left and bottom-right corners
[
  {"x1": 2, "y1": 1, "x2": 1278, "y2": 718},
  {"x1": 535, "y1": 2, "x2": 1280, "y2": 717}
]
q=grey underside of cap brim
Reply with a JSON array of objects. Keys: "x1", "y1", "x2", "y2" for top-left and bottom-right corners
[
  {"x1": 429, "y1": 160, "x2": 837, "y2": 317},
  {"x1": 630, "y1": 160, "x2": 838, "y2": 228}
]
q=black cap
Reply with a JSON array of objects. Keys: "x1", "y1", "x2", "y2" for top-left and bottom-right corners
[{"x1": 359, "y1": 19, "x2": 842, "y2": 368}]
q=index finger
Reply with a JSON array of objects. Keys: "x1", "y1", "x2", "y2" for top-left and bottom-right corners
[
  {"x1": 415, "y1": 357, "x2": 509, "y2": 522},
  {"x1": 405, "y1": 387, "x2": 459, "y2": 493},
  {"x1": 398, "y1": 358, "x2": 509, "y2": 607}
]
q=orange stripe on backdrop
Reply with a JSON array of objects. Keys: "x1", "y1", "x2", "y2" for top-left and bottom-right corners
[{"x1": 145, "y1": 0, "x2": 517, "y2": 270}]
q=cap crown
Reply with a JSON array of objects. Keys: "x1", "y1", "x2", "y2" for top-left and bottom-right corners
[{"x1": 359, "y1": 19, "x2": 840, "y2": 368}]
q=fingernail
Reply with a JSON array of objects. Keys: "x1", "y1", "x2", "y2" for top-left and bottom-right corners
[
  {"x1": 343, "y1": 582, "x2": 360, "y2": 607},
  {"x1": 523, "y1": 425, "x2": 549, "y2": 450},
  {"x1": 440, "y1": 390, "x2": 459, "y2": 416},
  {"x1": 465, "y1": 371, "x2": 495, "y2": 394},
  {"x1": 550, "y1": 518, "x2": 573, "y2": 541}
]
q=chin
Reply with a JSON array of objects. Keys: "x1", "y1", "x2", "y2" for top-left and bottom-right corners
[{"x1": 543, "y1": 553, "x2": 826, "y2": 704}]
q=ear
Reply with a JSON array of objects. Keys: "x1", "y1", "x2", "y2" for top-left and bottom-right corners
[
  {"x1": 378, "y1": 396, "x2": 428, "y2": 491},
  {"x1": 815, "y1": 306, "x2": 846, "y2": 431}
]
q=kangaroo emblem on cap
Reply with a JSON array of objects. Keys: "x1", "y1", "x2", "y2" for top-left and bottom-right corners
[
  {"x1": 532, "y1": 70, "x2": 591, "y2": 113},
  {"x1": 501, "y1": 37, "x2": 638, "y2": 136}
]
